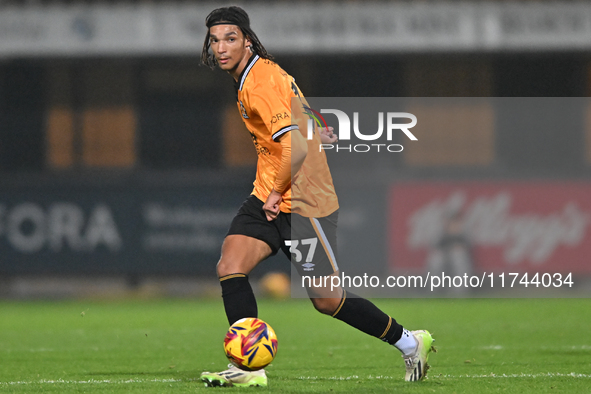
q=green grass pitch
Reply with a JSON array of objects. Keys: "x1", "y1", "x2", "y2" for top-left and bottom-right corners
[{"x1": 0, "y1": 297, "x2": 590, "y2": 393}]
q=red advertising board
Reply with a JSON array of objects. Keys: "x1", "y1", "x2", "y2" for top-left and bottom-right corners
[{"x1": 389, "y1": 182, "x2": 591, "y2": 274}]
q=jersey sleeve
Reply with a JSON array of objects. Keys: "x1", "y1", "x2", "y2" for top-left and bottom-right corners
[{"x1": 250, "y1": 77, "x2": 299, "y2": 141}]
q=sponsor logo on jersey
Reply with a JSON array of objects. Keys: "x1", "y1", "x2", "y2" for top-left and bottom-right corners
[{"x1": 270, "y1": 112, "x2": 290, "y2": 124}]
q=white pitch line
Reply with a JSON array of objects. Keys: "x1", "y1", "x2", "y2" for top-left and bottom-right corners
[
  {"x1": 3, "y1": 372, "x2": 591, "y2": 386},
  {"x1": 0, "y1": 378, "x2": 184, "y2": 386},
  {"x1": 436, "y1": 373, "x2": 591, "y2": 379},
  {"x1": 296, "y1": 372, "x2": 591, "y2": 380}
]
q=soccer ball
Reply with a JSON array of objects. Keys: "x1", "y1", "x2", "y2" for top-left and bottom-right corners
[{"x1": 224, "y1": 317, "x2": 278, "y2": 371}]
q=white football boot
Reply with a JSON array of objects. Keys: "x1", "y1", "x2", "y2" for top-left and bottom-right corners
[
  {"x1": 200, "y1": 364, "x2": 267, "y2": 387},
  {"x1": 403, "y1": 330, "x2": 436, "y2": 382}
]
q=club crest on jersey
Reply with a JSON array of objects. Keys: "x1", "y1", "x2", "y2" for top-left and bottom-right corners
[{"x1": 240, "y1": 101, "x2": 249, "y2": 119}]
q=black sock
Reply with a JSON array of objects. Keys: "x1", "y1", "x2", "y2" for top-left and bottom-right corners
[
  {"x1": 220, "y1": 274, "x2": 258, "y2": 325},
  {"x1": 332, "y1": 290, "x2": 403, "y2": 344}
]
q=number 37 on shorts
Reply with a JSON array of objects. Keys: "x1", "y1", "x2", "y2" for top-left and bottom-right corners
[
  {"x1": 285, "y1": 238, "x2": 318, "y2": 270},
  {"x1": 284, "y1": 236, "x2": 338, "y2": 276},
  {"x1": 286, "y1": 213, "x2": 340, "y2": 277}
]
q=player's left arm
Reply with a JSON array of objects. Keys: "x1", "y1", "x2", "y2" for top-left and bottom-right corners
[{"x1": 320, "y1": 126, "x2": 338, "y2": 143}]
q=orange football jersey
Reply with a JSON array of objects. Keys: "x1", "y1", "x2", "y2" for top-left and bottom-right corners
[{"x1": 235, "y1": 54, "x2": 338, "y2": 217}]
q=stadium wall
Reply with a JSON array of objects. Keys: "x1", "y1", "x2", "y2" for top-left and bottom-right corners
[{"x1": 1, "y1": 2, "x2": 591, "y2": 57}]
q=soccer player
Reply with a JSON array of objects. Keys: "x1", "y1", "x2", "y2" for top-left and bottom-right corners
[{"x1": 199, "y1": 6, "x2": 435, "y2": 387}]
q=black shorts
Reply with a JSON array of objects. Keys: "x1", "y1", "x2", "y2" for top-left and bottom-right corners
[{"x1": 226, "y1": 195, "x2": 339, "y2": 277}]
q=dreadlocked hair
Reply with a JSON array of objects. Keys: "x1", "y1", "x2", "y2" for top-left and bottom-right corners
[{"x1": 201, "y1": 6, "x2": 273, "y2": 69}]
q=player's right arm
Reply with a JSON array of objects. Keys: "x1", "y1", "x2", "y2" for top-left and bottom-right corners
[
  {"x1": 249, "y1": 74, "x2": 307, "y2": 219},
  {"x1": 263, "y1": 130, "x2": 307, "y2": 221}
]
